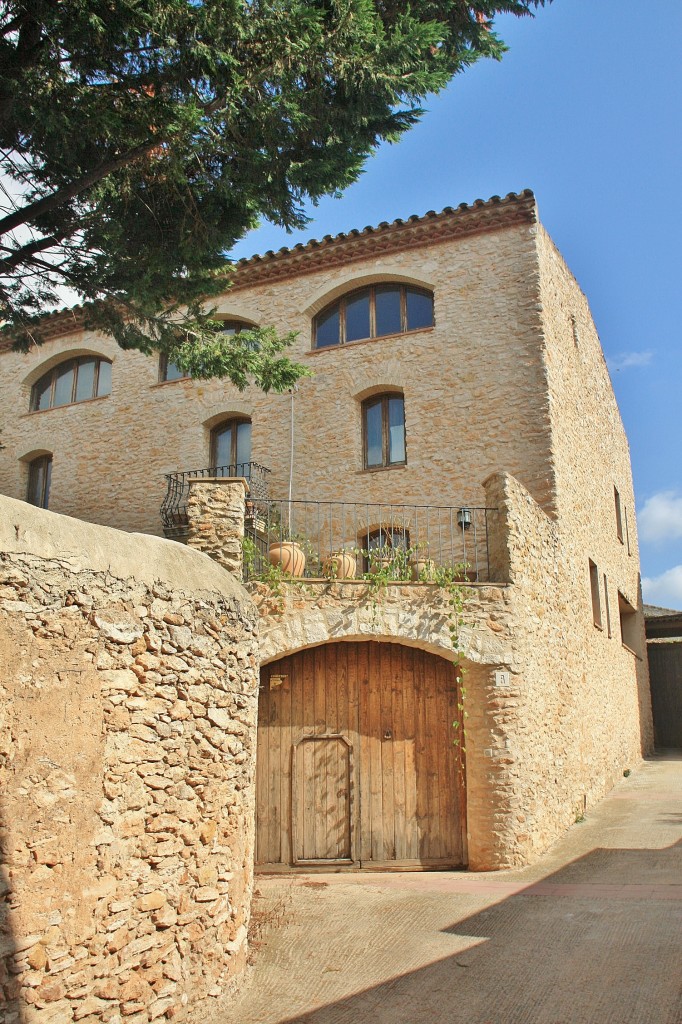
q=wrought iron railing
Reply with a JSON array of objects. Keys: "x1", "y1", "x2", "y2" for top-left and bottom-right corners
[
  {"x1": 243, "y1": 499, "x2": 496, "y2": 583},
  {"x1": 161, "y1": 461, "x2": 271, "y2": 537}
]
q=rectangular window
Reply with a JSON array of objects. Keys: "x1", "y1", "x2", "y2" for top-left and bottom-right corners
[
  {"x1": 624, "y1": 506, "x2": 631, "y2": 555},
  {"x1": 362, "y1": 394, "x2": 406, "y2": 470},
  {"x1": 27, "y1": 455, "x2": 52, "y2": 508},
  {"x1": 618, "y1": 591, "x2": 639, "y2": 654},
  {"x1": 603, "y1": 573, "x2": 612, "y2": 638},
  {"x1": 614, "y1": 487, "x2": 624, "y2": 543},
  {"x1": 589, "y1": 559, "x2": 602, "y2": 629}
]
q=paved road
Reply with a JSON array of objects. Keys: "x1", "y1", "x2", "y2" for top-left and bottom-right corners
[{"x1": 218, "y1": 753, "x2": 682, "y2": 1024}]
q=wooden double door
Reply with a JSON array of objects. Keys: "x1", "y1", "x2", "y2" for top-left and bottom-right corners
[{"x1": 256, "y1": 641, "x2": 465, "y2": 869}]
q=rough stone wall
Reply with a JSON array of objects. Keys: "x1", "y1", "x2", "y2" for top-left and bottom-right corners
[
  {"x1": 246, "y1": 471, "x2": 652, "y2": 870},
  {"x1": 0, "y1": 496, "x2": 259, "y2": 1024},
  {"x1": 534, "y1": 227, "x2": 652, "y2": 751},
  {"x1": 186, "y1": 480, "x2": 247, "y2": 581},
  {"x1": 0, "y1": 219, "x2": 555, "y2": 536}
]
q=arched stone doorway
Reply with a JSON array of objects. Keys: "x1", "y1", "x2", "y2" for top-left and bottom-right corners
[{"x1": 256, "y1": 640, "x2": 466, "y2": 870}]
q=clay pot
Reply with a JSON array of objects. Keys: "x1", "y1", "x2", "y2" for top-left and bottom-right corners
[
  {"x1": 411, "y1": 557, "x2": 435, "y2": 582},
  {"x1": 323, "y1": 551, "x2": 357, "y2": 580},
  {"x1": 268, "y1": 541, "x2": 306, "y2": 577}
]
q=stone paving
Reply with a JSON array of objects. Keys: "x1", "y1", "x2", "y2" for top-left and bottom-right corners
[{"x1": 215, "y1": 753, "x2": 682, "y2": 1024}]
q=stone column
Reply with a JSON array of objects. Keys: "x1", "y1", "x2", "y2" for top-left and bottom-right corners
[{"x1": 186, "y1": 478, "x2": 248, "y2": 580}]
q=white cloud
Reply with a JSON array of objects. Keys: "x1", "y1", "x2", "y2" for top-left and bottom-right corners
[
  {"x1": 638, "y1": 491, "x2": 682, "y2": 545},
  {"x1": 642, "y1": 566, "x2": 682, "y2": 611},
  {"x1": 606, "y1": 351, "x2": 653, "y2": 372}
]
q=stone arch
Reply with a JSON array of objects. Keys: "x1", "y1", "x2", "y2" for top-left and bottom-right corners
[
  {"x1": 302, "y1": 268, "x2": 436, "y2": 318},
  {"x1": 258, "y1": 598, "x2": 455, "y2": 665}
]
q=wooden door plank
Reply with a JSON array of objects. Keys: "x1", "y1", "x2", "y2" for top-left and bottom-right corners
[
  {"x1": 379, "y1": 642, "x2": 395, "y2": 861},
  {"x1": 301, "y1": 649, "x2": 316, "y2": 860},
  {"x1": 423, "y1": 646, "x2": 441, "y2": 860},
  {"x1": 346, "y1": 642, "x2": 361, "y2": 865},
  {"x1": 438, "y1": 656, "x2": 461, "y2": 862},
  {"x1": 401, "y1": 646, "x2": 418, "y2": 860},
  {"x1": 325, "y1": 643, "x2": 340, "y2": 859},
  {"x1": 414, "y1": 648, "x2": 429, "y2": 862},
  {"x1": 368, "y1": 642, "x2": 384, "y2": 863},
  {"x1": 357, "y1": 642, "x2": 371, "y2": 863},
  {"x1": 391, "y1": 643, "x2": 407, "y2": 861},
  {"x1": 279, "y1": 656, "x2": 293, "y2": 867},
  {"x1": 313, "y1": 645, "x2": 328, "y2": 858}
]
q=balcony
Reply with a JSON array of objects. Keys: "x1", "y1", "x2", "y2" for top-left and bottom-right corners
[
  {"x1": 242, "y1": 498, "x2": 495, "y2": 583},
  {"x1": 161, "y1": 462, "x2": 271, "y2": 538}
]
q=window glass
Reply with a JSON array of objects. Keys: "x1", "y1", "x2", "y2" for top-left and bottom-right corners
[
  {"x1": 345, "y1": 290, "x2": 371, "y2": 343},
  {"x1": 74, "y1": 359, "x2": 96, "y2": 402},
  {"x1": 53, "y1": 363, "x2": 75, "y2": 406},
  {"x1": 406, "y1": 289, "x2": 433, "y2": 331},
  {"x1": 34, "y1": 375, "x2": 52, "y2": 411},
  {"x1": 315, "y1": 284, "x2": 433, "y2": 349},
  {"x1": 27, "y1": 455, "x2": 52, "y2": 508},
  {"x1": 213, "y1": 424, "x2": 233, "y2": 468},
  {"x1": 235, "y1": 420, "x2": 252, "y2": 467},
  {"x1": 364, "y1": 400, "x2": 383, "y2": 467},
  {"x1": 388, "y1": 396, "x2": 406, "y2": 464},
  {"x1": 315, "y1": 307, "x2": 340, "y2": 348},
  {"x1": 375, "y1": 286, "x2": 402, "y2": 336},
  {"x1": 96, "y1": 360, "x2": 112, "y2": 396},
  {"x1": 163, "y1": 360, "x2": 186, "y2": 382}
]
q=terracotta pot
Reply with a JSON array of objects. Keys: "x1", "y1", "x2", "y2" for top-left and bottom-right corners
[
  {"x1": 323, "y1": 551, "x2": 357, "y2": 580},
  {"x1": 411, "y1": 557, "x2": 435, "y2": 582},
  {"x1": 268, "y1": 541, "x2": 306, "y2": 577}
]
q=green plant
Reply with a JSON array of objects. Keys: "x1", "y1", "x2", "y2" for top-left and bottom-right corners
[{"x1": 623, "y1": 768, "x2": 631, "y2": 778}]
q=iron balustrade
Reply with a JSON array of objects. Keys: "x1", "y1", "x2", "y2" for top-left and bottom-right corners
[
  {"x1": 161, "y1": 461, "x2": 271, "y2": 537},
  {"x1": 243, "y1": 498, "x2": 496, "y2": 583}
]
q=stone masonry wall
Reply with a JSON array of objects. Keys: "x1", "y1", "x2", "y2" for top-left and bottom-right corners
[
  {"x1": 0, "y1": 216, "x2": 555, "y2": 536},
  {"x1": 0, "y1": 496, "x2": 259, "y2": 1024},
  {"x1": 243, "y1": 471, "x2": 652, "y2": 870}
]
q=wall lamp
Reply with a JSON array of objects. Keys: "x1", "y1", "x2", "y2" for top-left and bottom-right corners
[{"x1": 457, "y1": 507, "x2": 472, "y2": 531}]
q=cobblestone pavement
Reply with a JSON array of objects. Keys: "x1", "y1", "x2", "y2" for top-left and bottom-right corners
[{"x1": 216, "y1": 753, "x2": 682, "y2": 1024}]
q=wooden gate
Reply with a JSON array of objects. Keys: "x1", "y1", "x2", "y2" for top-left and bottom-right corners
[{"x1": 255, "y1": 641, "x2": 465, "y2": 869}]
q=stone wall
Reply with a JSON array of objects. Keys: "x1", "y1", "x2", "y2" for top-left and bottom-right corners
[
  {"x1": 0, "y1": 496, "x2": 259, "y2": 1024},
  {"x1": 0, "y1": 210, "x2": 555, "y2": 536},
  {"x1": 244, "y1": 472, "x2": 652, "y2": 870}
]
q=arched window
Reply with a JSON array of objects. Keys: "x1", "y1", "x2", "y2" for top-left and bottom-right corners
[
  {"x1": 360, "y1": 526, "x2": 410, "y2": 574},
  {"x1": 362, "y1": 393, "x2": 406, "y2": 469},
  {"x1": 27, "y1": 454, "x2": 52, "y2": 508},
  {"x1": 30, "y1": 357, "x2": 112, "y2": 411},
  {"x1": 314, "y1": 285, "x2": 433, "y2": 348},
  {"x1": 159, "y1": 320, "x2": 250, "y2": 381},
  {"x1": 210, "y1": 417, "x2": 252, "y2": 473}
]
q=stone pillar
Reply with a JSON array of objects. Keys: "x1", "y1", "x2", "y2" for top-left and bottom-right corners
[
  {"x1": 186, "y1": 478, "x2": 248, "y2": 580},
  {"x1": 482, "y1": 471, "x2": 512, "y2": 584}
]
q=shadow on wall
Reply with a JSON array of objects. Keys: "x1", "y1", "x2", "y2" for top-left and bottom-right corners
[{"x1": 235, "y1": 757, "x2": 682, "y2": 1024}]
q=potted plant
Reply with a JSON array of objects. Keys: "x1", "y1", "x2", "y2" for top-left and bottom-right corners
[
  {"x1": 268, "y1": 540, "x2": 306, "y2": 577},
  {"x1": 323, "y1": 549, "x2": 357, "y2": 580}
]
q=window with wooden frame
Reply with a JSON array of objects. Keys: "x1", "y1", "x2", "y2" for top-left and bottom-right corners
[
  {"x1": 618, "y1": 591, "x2": 640, "y2": 654},
  {"x1": 589, "y1": 559, "x2": 602, "y2": 629},
  {"x1": 210, "y1": 417, "x2": 252, "y2": 473},
  {"x1": 314, "y1": 284, "x2": 433, "y2": 349},
  {"x1": 362, "y1": 393, "x2": 406, "y2": 470},
  {"x1": 160, "y1": 320, "x2": 248, "y2": 381},
  {"x1": 614, "y1": 486, "x2": 624, "y2": 543},
  {"x1": 27, "y1": 454, "x2": 52, "y2": 508},
  {"x1": 30, "y1": 357, "x2": 112, "y2": 411}
]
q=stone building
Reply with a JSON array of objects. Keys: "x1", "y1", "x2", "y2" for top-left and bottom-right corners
[{"x1": 0, "y1": 189, "x2": 653, "y2": 878}]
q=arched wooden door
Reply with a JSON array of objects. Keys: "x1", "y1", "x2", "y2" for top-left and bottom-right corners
[{"x1": 255, "y1": 641, "x2": 465, "y2": 869}]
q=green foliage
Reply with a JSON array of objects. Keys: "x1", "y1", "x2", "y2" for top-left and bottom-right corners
[{"x1": 0, "y1": 0, "x2": 547, "y2": 386}]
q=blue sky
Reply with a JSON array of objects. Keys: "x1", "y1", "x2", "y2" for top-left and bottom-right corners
[{"x1": 230, "y1": 0, "x2": 682, "y2": 609}]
